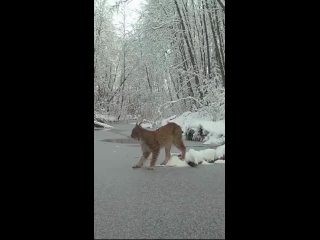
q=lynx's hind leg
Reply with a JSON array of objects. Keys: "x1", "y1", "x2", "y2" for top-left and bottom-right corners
[
  {"x1": 160, "y1": 143, "x2": 172, "y2": 165},
  {"x1": 174, "y1": 139, "x2": 186, "y2": 160}
]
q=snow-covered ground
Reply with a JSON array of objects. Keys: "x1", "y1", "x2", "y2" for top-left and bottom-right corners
[{"x1": 162, "y1": 111, "x2": 225, "y2": 146}]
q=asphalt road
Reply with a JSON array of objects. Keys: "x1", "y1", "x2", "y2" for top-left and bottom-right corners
[{"x1": 94, "y1": 122, "x2": 225, "y2": 239}]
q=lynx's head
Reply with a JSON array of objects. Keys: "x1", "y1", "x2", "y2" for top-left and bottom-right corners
[{"x1": 130, "y1": 122, "x2": 143, "y2": 140}]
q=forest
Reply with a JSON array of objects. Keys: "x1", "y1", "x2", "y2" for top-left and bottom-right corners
[{"x1": 94, "y1": 0, "x2": 225, "y2": 124}]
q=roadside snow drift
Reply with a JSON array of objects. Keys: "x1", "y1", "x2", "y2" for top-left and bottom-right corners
[
  {"x1": 161, "y1": 112, "x2": 225, "y2": 146},
  {"x1": 153, "y1": 146, "x2": 225, "y2": 167},
  {"x1": 94, "y1": 120, "x2": 113, "y2": 128}
]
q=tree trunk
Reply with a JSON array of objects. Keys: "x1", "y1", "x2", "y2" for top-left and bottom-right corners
[
  {"x1": 174, "y1": 0, "x2": 203, "y2": 100},
  {"x1": 202, "y1": 0, "x2": 211, "y2": 78},
  {"x1": 205, "y1": 0, "x2": 225, "y2": 86}
]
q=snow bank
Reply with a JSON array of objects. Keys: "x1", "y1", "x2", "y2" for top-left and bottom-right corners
[
  {"x1": 94, "y1": 121, "x2": 113, "y2": 128},
  {"x1": 153, "y1": 147, "x2": 225, "y2": 168},
  {"x1": 186, "y1": 148, "x2": 216, "y2": 164},
  {"x1": 215, "y1": 144, "x2": 225, "y2": 159},
  {"x1": 95, "y1": 113, "x2": 117, "y2": 122},
  {"x1": 161, "y1": 112, "x2": 225, "y2": 145},
  {"x1": 185, "y1": 148, "x2": 225, "y2": 165},
  {"x1": 156, "y1": 155, "x2": 190, "y2": 167}
]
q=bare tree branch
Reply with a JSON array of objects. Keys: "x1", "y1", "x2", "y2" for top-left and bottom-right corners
[{"x1": 216, "y1": 0, "x2": 225, "y2": 11}]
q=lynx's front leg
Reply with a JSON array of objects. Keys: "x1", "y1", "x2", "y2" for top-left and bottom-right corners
[
  {"x1": 133, "y1": 141, "x2": 151, "y2": 168},
  {"x1": 147, "y1": 148, "x2": 160, "y2": 170},
  {"x1": 132, "y1": 151, "x2": 150, "y2": 168}
]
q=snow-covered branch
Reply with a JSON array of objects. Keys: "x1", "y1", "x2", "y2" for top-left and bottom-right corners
[
  {"x1": 216, "y1": 0, "x2": 225, "y2": 11},
  {"x1": 157, "y1": 97, "x2": 204, "y2": 116}
]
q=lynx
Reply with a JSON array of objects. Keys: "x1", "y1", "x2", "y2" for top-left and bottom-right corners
[{"x1": 131, "y1": 122, "x2": 186, "y2": 170}]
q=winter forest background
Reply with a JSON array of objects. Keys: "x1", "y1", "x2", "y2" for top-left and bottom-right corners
[{"x1": 94, "y1": 0, "x2": 225, "y2": 124}]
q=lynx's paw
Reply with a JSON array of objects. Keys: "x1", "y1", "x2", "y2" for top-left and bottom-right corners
[{"x1": 132, "y1": 165, "x2": 141, "y2": 169}]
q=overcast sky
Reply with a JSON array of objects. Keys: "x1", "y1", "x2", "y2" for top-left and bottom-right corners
[{"x1": 111, "y1": 0, "x2": 146, "y2": 34}]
